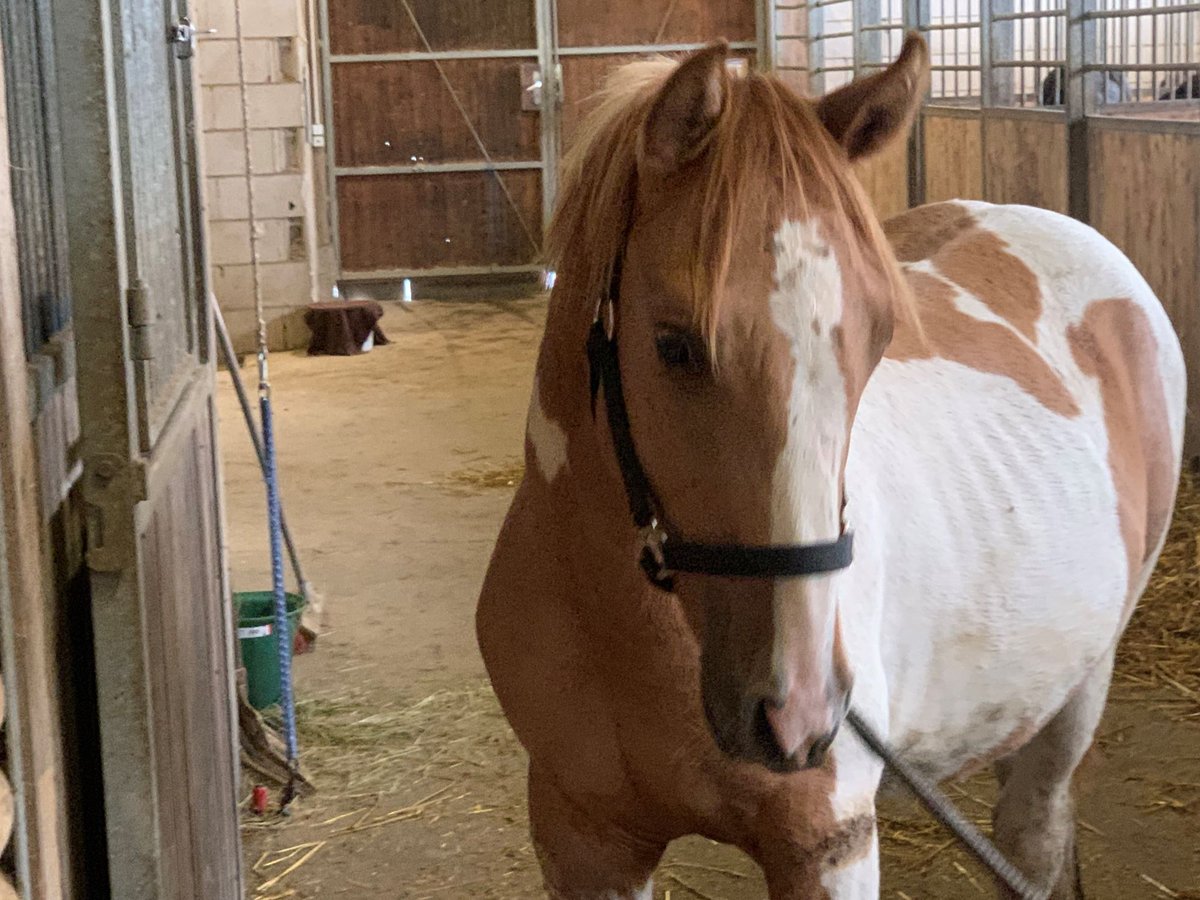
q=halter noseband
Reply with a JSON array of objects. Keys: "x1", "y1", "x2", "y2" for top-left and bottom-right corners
[{"x1": 585, "y1": 254, "x2": 854, "y2": 593}]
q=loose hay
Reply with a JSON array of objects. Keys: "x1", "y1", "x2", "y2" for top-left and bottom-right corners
[
  {"x1": 445, "y1": 461, "x2": 525, "y2": 491},
  {"x1": 243, "y1": 688, "x2": 534, "y2": 897},
  {"x1": 1117, "y1": 475, "x2": 1200, "y2": 717}
]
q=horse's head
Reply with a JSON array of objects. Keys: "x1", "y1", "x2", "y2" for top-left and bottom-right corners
[{"x1": 549, "y1": 38, "x2": 927, "y2": 772}]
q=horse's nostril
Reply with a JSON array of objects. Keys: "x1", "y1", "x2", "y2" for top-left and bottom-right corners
[
  {"x1": 806, "y1": 726, "x2": 837, "y2": 768},
  {"x1": 752, "y1": 698, "x2": 779, "y2": 752}
]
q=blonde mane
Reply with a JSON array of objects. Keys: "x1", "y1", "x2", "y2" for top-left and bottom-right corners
[{"x1": 545, "y1": 57, "x2": 911, "y2": 342}]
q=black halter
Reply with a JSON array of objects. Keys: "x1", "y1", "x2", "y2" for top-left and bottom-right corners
[{"x1": 586, "y1": 255, "x2": 855, "y2": 593}]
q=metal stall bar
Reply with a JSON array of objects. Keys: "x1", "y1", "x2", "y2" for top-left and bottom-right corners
[
  {"x1": 811, "y1": 0, "x2": 829, "y2": 93},
  {"x1": 317, "y1": 0, "x2": 341, "y2": 275},
  {"x1": 905, "y1": 0, "x2": 928, "y2": 205},
  {"x1": 534, "y1": 0, "x2": 559, "y2": 231},
  {"x1": 989, "y1": 0, "x2": 1021, "y2": 105},
  {"x1": 1065, "y1": 0, "x2": 1095, "y2": 219},
  {"x1": 334, "y1": 161, "x2": 545, "y2": 176},
  {"x1": 760, "y1": 0, "x2": 779, "y2": 69},
  {"x1": 338, "y1": 264, "x2": 545, "y2": 282},
  {"x1": 992, "y1": 10, "x2": 1062, "y2": 21},
  {"x1": 329, "y1": 48, "x2": 539, "y2": 62},
  {"x1": 1083, "y1": 5, "x2": 1200, "y2": 19},
  {"x1": 556, "y1": 41, "x2": 758, "y2": 55}
]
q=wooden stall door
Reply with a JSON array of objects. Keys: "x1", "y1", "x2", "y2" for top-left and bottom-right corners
[
  {"x1": 327, "y1": 0, "x2": 548, "y2": 280},
  {"x1": 53, "y1": 0, "x2": 241, "y2": 896}
]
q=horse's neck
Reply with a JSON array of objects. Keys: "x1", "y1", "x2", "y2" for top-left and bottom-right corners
[{"x1": 531, "y1": 308, "x2": 659, "y2": 623}]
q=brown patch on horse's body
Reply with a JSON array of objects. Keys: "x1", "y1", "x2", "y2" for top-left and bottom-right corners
[
  {"x1": 884, "y1": 202, "x2": 1044, "y2": 342},
  {"x1": 886, "y1": 270, "x2": 1080, "y2": 418},
  {"x1": 883, "y1": 201, "x2": 976, "y2": 263},
  {"x1": 933, "y1": 229, "x2": 1043, "y2": 342},
  {"x1": 1068, "y1": 298, "x2": 1176, "y2": 597}
]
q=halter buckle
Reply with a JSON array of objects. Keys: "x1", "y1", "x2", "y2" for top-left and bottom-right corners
[{"x1": 638, "y1": 520, "x2": 675, "y2": 591}]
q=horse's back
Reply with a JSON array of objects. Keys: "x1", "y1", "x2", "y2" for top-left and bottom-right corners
[{"x1": 858, "y1": 200, "x2": 1184, "y2": 778}]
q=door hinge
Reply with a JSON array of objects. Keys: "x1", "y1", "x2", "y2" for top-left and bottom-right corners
[{"x1": 127, "y1": 279, "x2": 155, "y2": 361}]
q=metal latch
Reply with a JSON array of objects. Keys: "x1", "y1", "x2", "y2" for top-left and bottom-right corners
[
  {"x1": 521, "y1": 63, "x2": 543, "y2": 111},
  {"x1": 169, "y1": 17, "x2": 216, "y2": 60},
  {"x1": 85, "y1": 453, "x2": 148, "y2": 572}
]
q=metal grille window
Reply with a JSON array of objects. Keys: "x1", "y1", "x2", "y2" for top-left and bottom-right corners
[
  {"x1": 861, "y1": 0, "x2": 909, "y2": 72},
  {"x1": 792, "y1": 0, "x2": 909, "y2": 95},
  {"x1": 776, "y1": 2, "x2": 812, "y2": 90},
  {"x1": 809, "y1": 0, "x2": 858, "y2": 92},
  {"x1": 1091, "y1": 0, "x2": 1199, "y2": 106},
  {"x1": 928, "y1": 0, "x2": 984, "y2": 104},
  {"x1": 990, "y1": 0, "x2": 1067, "y2": 106}
]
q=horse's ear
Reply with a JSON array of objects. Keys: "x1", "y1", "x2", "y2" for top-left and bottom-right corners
[
  {"x1": 815, "y1": 32, "x2": 929, "y2": 160},
  {"x1": 639, "y1": 42, "x2": 729, "y2": 174}
]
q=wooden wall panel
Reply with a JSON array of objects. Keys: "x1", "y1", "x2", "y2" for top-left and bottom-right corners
[
  {"x1": 1089, "y1": 125, "x2": 1200, "y2": 452},
  {"x1": 557, "y1": 0, "x2": 755, "y2": 47},
  {"x1": 560, "y1": 55, "x2": 626, "y2": 152},
  {"x1": 328, "y1": 0, "x2": 536, "y2": 55},
  {"x1": 983, "y1": 115, "x2": 1067, "y2": 213},
  {"x1": 853, "y1": 136, "x2": 909, "y2": 220},
  {"x1": 139, "y1": 404, "x2": 239, "y2": 900},
  {"x1": 333, "y1": 60, "x2": 540, "y2": 166},
  {"x1": 923, "y1": 112, "x2": 983, "y2": 202},
  {"x1": 337, "y1": 170, "x2": 543, "y2": 271},
  {"x1": 560, "y1": 50, "x2": 756, "y2": 152}
]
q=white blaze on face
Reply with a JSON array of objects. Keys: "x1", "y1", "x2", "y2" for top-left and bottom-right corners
[
  {"x1": 526, "y1": 373, "x2": 568, "y2": 482},
  {"x1": 769, "y1": 219, "x2": 849, "y2": 546},
  {"x1": 767, "y1": 219, "x2": 849, "y2": 707}
]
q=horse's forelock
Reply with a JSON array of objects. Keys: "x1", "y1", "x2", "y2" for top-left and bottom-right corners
[{"x1": 545, "y1": 58, "x2": 914, "y2": 348}]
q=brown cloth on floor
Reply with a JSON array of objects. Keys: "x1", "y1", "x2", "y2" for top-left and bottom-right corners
[{"x1": 305, "y1": 300, "x2": 391, "y2": 356}]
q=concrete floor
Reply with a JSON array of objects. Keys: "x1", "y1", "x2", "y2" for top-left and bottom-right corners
[{"x1": 222, "y1": 296, "x2": 1199, "y2": 899}]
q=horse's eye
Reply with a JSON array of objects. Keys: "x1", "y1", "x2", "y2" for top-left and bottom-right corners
[{"x1": 655, "y1": 328, "x2": 706, "y2": 374}]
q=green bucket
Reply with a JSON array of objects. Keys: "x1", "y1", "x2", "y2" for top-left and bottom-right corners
[{"x1": 236, "y1": 591, "x2": 305, "y2": 710}]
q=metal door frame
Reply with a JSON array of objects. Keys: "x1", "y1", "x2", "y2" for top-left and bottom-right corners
[{"x1": 50, "y1": 0, "x2": 242, "y2": 894}]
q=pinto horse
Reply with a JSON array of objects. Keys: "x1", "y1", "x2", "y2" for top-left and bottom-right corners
[{"x1": 477, "y1": 34, "x2": 1185, "y2": 899}]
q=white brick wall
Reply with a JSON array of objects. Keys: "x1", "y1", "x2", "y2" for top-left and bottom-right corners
[
  {"x1": 193, "y1": 0, "x2": 323, "y2": 352},
  {"x1": 197, "y1": 39, "x2": 281, "y2": 85}
]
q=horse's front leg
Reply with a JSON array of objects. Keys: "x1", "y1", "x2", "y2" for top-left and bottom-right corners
[{"x1": 527, "y1": 763, "x2": 667, "y2": 900}]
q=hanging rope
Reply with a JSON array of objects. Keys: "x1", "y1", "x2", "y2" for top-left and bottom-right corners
[{"x1": 231, "y1": 0, "x2": 301, "y2": 810}]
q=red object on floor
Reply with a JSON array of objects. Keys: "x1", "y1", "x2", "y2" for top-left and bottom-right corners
[
  {"x1": 252, "y1": 785, "x2": 269, "y2": 816},
  {"x1": 304, "y1": 300, "x2": 390, "y2": 355},
  {"x1": 293, "y1": 629, "x2": 313, "y2": 656}
]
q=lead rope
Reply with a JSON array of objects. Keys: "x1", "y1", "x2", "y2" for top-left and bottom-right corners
[
  {"x1": 845, "y1": 710, "x2": 1048, "y2": 900},
  {"x1": 232, "y1": 0, "x2": 300, "y2": 811}
]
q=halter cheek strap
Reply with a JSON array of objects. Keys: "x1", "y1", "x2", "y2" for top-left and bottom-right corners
[{"x1": 586, "y1": 281, "x2": 854, "y2": 593}]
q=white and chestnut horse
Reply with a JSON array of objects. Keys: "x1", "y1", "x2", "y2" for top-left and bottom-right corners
[{"x1": 477, "y1": 35, "x2": 1185, "y2": 899}]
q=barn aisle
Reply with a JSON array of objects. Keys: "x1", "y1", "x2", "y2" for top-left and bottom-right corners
[{"x1": 219, "y1": 296, "x2": 1199, "y2": 899}]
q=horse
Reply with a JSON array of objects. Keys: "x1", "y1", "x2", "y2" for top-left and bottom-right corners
[
  {"x1": 477, "y1": 34, "x2": 1185, "y2": 899},
  {"x1": 1159, "y1": 73, "x2": 1200, "y2": 100},
  {"x1": 1040, "y1": 66, "x2": 1129, "y2": 106}
]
